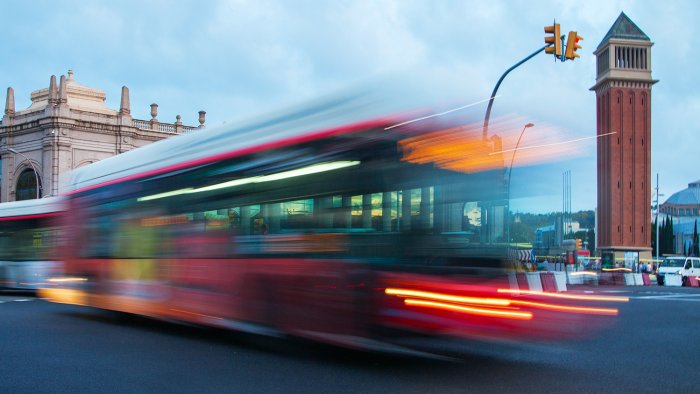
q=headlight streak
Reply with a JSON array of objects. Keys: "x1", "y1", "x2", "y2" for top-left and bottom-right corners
[
  {"x1": 47, "y1": 277, "x2": 88, "y2": 283},
  {"x1": 602, "y1": 268, "x2": 632, "y2": 272},
  {"x1": 384, "y1": 96, "x2": 497, "y2": 130},
  {"x1": 497, "y1": 288, "x2": 629, "y2": 302},
  {"x1": 569, "y1": 271, "x2": 599, "y2": 277},
  {"x1": 488, "y1": 131, "x2": 617, "y2": 155}
]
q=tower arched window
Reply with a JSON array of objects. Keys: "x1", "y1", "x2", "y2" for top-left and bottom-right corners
[{"x1": 16, "y1": 169, "x2": 41, "y2": 201}]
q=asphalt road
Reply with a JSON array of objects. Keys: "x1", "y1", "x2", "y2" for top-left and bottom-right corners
[{"x1": 1, "y1": 286, "x2": 699, "y2": 393}]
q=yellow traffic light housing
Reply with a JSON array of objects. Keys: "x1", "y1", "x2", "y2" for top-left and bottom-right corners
[
  {"x1": 544, "y1": 23, "x2": 562, "y2": 57},
  {"x1": 565, "y1": 31, "x2": 583, "y2": 60}
]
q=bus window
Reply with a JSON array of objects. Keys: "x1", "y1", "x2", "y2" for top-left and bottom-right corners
[{"x1": 279, "y1": 199, "x2": 314, "y2": 231}]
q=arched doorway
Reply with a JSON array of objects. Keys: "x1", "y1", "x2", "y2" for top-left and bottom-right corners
[{"x1": 16, "y1": 169, "x2": 41, "y2": 200}]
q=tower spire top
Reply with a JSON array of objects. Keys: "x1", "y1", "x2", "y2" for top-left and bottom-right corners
[{"x1": 597, "y1": 12, "x2": 650, "y2": 49}]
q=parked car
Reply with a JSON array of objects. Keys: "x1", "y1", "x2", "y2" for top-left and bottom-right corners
[{"x1": 657, "y1": 256, "x2": 700, "y2": 285}]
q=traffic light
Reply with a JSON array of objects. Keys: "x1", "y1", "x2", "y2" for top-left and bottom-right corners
[
  {"x1": 565, "y1": 31, "x2": 583, "y2": 60},
  {"x1": 575, "y1": 238, "x2": 582, "y2": 250},
  {"x1": 544, "y1": 23, "x2": 562, "y2": 57}
]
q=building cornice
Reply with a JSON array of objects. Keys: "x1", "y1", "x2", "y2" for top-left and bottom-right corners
[{"x1": 590, "y1": 78, "x2": 658, "y2": 93}]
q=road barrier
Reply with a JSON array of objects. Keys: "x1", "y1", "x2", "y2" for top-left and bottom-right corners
[
  {"x1": 664, "y1": 274, "x2": 683, "y2": 287},
  {"x1": 510, "y1": 272, "x2": 569, "y2": 293},
  {"x1": 515, "y1": 273, "x2": 528, "y2": 290},
  {"x1": 599, "y1": 272, "x2": 625, "y2": 285},
  {"x1": 624, "y1": 273, "x2": 645, "y2": 286},
  {"x1": 539, "y1": 272, "x2": 557, "y2": 292},
  {"x1": 553, "y1": 272, "x2": 567, "y2": 291},
  {"x1": 526, "y1": 272, "x2": 543, "y2": 292},
  {"x1": 684, "y1": 276, "x2": 699, "y2": 287}
]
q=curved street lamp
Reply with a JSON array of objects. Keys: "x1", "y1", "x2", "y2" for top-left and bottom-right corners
[
  {"x1": 506, "y1": 123, "x2": 534, "y2": 254},
  {"x1": 8, "y1": 148, "x2": 40, "y2": 199}
]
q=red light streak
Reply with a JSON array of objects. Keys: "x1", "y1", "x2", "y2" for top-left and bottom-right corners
[
  {"x1": 497, "y1": 288, "x2": 629, "y2": 302},
  {"x1": 509, "y1": 300, "x2": 619, "y2": 316},
  {"x1": 403, "y1": 299, "x2": 532, "y2": 320},
  {"x1": 385, "y1": 288, "x2": 511, "y2": 306}
]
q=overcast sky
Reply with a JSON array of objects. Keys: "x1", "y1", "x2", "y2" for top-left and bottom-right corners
[{"x1": 1, "y1": 0, "x2": 697, "y2": 213}]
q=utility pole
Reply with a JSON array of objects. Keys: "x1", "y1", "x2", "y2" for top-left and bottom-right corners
[{"x1": 655, "y1": 173, "x2": 660, "y2": 262}]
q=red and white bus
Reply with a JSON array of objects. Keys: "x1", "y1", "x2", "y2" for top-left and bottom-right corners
[
  {"x1": 42, "y1": 94, "x2": 621, "y2": 354},
  {"x1": 0, "y1": 197, "x2": 64, "y2": 290}
]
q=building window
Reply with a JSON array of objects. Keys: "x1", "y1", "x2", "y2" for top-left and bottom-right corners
[
  {"x1": 15, "y1": 169, "x2": 41, "y2": 201},
  {"x1": 597, "y1": 48, "x2": 609, "y2": 75}
]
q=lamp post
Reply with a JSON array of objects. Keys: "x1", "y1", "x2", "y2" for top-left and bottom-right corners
[
  {"x1": 654, "y1": 173, "x2": 664, "y2": 266},
  {"x1": 506, "y1": 123, "x2": 534, "y2": 254},
  {"x1": 8, "y1": 148, "x2": 40, "y2": 199}
]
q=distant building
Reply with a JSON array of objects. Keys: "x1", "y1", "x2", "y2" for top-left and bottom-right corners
[
  {"x1": 659, "y1": 180, "x2": 700, "y2": 254},
  {"x1": 0, "y1": 70, "x2": 205, "y2": 201},
  {"x1": 661, "y1": 180, "x2": 700, "y2": 218},
  {"x1": 535, "y1": 220, "x2": 586, "y2": 250}
]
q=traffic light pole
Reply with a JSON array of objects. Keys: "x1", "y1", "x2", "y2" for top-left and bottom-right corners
[{"x1": 482, "y1": 44, "x2": 548, "y2": 141}]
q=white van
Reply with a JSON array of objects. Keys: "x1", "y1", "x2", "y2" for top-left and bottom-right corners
[{"x1": 657, "y1": 256, "x2": 700, "y2": 285}]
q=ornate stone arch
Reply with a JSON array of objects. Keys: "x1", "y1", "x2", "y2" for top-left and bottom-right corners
[{"x1": 12, "y1": 160, "x2": 43, "y2": 200}]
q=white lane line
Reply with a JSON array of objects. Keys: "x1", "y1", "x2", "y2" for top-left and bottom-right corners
[
  {"x1": 633, "y1": 294, "x2": 700, "y2": 301},
  {"x1": 14, "y1": 299, "x2": 33, "y2": 302}
]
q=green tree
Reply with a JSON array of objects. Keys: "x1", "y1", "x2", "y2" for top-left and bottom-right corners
[
  {"x1": 587, "y1": 228, "x2": 596, "y2": 254},
  {"x1": 667, "y1": 218, "x2": 675, "y2": 255},
  {"x1": 660, "y1": 217, "x2": 669, "y2": 255},
  {"x1": 693, "y1": 220, "x2": 699, "y2": 257}
]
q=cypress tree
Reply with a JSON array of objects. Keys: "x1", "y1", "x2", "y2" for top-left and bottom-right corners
[
  {"x1": 660, "y1": 217, "x2": 667, "y2": 255},
  {"x1": 692, "y1": 219, "x2": 700, "y2": 257},
  {"x1": 669, "y1": 218, "x2": 675, "y2": 254}
]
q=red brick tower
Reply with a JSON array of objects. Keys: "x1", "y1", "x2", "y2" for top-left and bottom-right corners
[{"x1": 592, "y1": 13, "x2": 656, "y2": 267}]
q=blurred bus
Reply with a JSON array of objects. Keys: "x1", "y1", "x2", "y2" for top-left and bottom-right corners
[
  {"x1": 42, "y1": 93, "x2": 621, "y2": 354},
  {"x1": 0, "y1": 197, "x2": 64, "y2": 290}
]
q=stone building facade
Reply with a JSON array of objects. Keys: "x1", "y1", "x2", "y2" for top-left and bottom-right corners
[
  {"x1": 591, "y1": 13, "x2": 656, "y2": 266},
  {"x1": 0, "y1": 70, "x2": 205, "y2": 201}
]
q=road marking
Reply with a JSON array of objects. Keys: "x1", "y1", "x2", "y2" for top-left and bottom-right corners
[{"x1": 632, "y1": 294, "x2": 700, "y2": 301}]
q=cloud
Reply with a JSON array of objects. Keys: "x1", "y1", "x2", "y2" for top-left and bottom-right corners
[{"x1": 1, "y1": 0, "x2": 699, "y2": 212}]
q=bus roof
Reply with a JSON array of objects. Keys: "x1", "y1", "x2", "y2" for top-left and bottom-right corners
[
  {"x1": 65, "y1": 90, "x2": 418, "y2": 194},
  {"x1": 0, "y1": 196, "x2": 65, "y2": 219}
]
